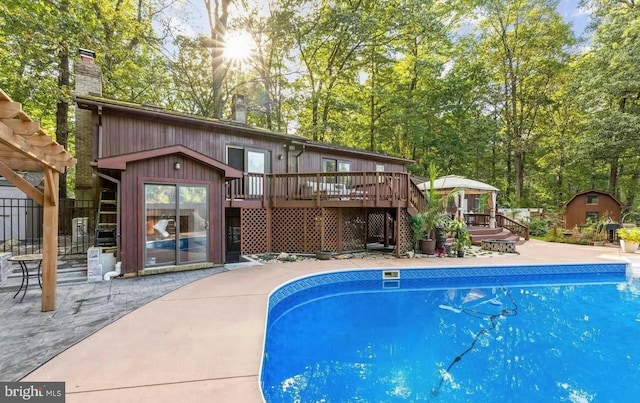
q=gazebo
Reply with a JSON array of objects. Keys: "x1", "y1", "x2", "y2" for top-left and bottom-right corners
[
  {"x1": 0, "y1": 88, "x2": 76, "y2": 311},
  {"x1": 418, "y1": 175, "x2": 499, "y2": 228}
]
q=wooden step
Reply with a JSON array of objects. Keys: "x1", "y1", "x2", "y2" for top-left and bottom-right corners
[{"x1": 469, "y1": 228, "x2": 519, "y2": 245}]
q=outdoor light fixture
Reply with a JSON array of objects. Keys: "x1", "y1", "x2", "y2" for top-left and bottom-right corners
[
  {"x1": 174, "y1": 161, "x2": 181, "y2": 170},
  {"x1": 278, "y1": 154, "x2": 283, "y2": 160}
]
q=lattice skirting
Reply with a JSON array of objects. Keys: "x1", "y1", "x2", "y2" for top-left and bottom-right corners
[
  {"x1": 240, "y1": 207, "x2": 412, "y2": 255},
  {"x1": 241, "y1": 208, "x2": 268, "y2": 254}
]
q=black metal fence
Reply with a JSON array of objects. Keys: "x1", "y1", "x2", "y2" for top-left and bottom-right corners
[{"x1": 0, "y1": 198, "x2": 95, "y2": 256}]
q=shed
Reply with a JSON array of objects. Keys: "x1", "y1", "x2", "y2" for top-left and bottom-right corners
[{"x1": 563, "y1": 189, "x2": 623, "y2": 229}]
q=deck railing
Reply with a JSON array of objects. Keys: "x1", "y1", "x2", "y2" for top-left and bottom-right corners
[{"x1": 227, "y1": 171, "x2": 422, "y2": 209}]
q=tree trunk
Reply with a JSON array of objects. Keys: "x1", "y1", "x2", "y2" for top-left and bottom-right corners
[
  {"x1": 205, "y1": 0, "x2": 231, "y2": 119},
  {"x1": 514, "y1": 150, "x2": 524, "y2": 202},
  {"x1": 609, "y1": 158, "x2": 618, "y2": 195}
]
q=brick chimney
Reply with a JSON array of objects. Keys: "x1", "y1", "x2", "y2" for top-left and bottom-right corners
[
  {"x1": 231, "y1": 94, "x2": 246, "y2": 124},
  {"x1": 74, "y1": 49, "x2": 102, "y2": 201}
]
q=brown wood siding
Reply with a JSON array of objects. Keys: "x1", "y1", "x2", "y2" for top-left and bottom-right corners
[
  {"x1": 296, "y1": 150, "x2": 405, "y2": 173},
  {"x1": 99, "y1": 111, "x2": 404, "y2": 174},
  {"x1": 565, "y1": 193, "x2": 622, "y2": 229},
  {"x1": 118, "y1": 154, "x2": 225, "y2": 275}
]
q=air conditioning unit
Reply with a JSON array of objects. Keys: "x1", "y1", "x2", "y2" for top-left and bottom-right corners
[{"x1": 72, "y1": 217, "x2": 89, "y2": 244}]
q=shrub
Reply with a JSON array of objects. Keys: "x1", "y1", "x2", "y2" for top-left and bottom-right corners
[
  {"x1": 617, "y1": 227, "x2": 640, "y2": 243},
  {"x1": 529, "y1": 217, "x2": 552, "y2": 237}
]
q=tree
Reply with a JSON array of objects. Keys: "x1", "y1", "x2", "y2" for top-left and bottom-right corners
[
  {"x1": 576, "y1": 0, "x2": 640, "y2": 206},
  {"x1": 477, "y1": 0, "x2": 574, "y2": 204},
  {"x1": 0, "y1": 0, "x2": 171, "y2": 197}
]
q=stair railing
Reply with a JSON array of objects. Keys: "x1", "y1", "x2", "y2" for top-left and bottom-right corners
[{"x1": 496, "y1": 213, "x2": 530, "y2": 240}]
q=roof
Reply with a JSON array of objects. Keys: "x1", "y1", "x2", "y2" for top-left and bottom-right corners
[
  {"x1": 75, "y1": 95, "x2": 414, "y2": 165},
  {"x1": 97, "y1": 145, "x2": 243, "y2": 178},
  {"x1": 564, "y1": 189, "x2": 624, "y2": 208},
  {"x1": 417, "y1": 175, "x2": 499, "y2": 193},
  {"x1": 0, "y1": 88, "x2": 76, "y2": 173}
]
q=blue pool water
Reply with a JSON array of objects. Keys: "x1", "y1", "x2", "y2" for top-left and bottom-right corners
[
  {"x1": 146, "y1": 236, "x2": 206, "y2": 251},
  {"x1": 260, "y1": 264, "x2": 640, "y2": 402}
]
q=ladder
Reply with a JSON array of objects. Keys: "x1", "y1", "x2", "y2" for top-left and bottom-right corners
[{"x1": 95, "y1": 188, "x2": 117, "y2": 246}]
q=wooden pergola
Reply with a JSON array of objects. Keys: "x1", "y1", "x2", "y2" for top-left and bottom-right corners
[{"x1": 0, "y1": 88, "x2": 76, "y2": 312}]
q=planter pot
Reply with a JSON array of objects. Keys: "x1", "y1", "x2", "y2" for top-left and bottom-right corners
[
  {"x1": 620, "y1": 240, "x2": 639, "y2": 253},
  {"x1": 419, "y1": 238, "x2": 436, "y2": 255},
  {"x1": 456, "y1": 249, "x2": 465, "y2": 258},
  {"x1": 315, "y1": 250, "x2": 333, "y2": 260}
]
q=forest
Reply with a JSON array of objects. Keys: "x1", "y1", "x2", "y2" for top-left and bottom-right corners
[{"x1": 0, "y1": 0, "x2": 639, "y2": 212}]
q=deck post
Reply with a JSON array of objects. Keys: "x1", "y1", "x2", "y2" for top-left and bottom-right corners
[
  {"x1": 384, "y1": 211, "x2": 390, "y2": 247},
  {"x1": 396, "y1": 207, "x2": 401, "y2": 257},
  {"x1": 41, "y1": 167, "x2": 59, "y2": 312}
]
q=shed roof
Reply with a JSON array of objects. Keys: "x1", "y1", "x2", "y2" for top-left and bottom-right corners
[{"x1": 564, "y1": 189, "x2": 624, "y2": 208}]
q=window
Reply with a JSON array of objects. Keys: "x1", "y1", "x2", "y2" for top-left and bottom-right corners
[
  {"x1": 322, "y1": 158, "x2": 351, "y2": 185},
  {"x1": 586, "y1": 211, "x2": 599, "y2": 222},
  {"x1": 376, "y1": 163, "x2": 385, "y2": 172},
  {"x1": 586, "y1": 195, "x2": 599, "y2": 205}
]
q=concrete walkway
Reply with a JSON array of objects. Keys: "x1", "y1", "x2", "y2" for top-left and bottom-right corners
[{"x1": 5, "y1": 241, "x2": 635, "y2": 402}]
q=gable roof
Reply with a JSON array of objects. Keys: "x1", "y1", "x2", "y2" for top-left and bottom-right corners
[
  {"x1": 97, "y1": 145, "x2": 243, "y2": 178},
  {"x1": 564, "y1": 189, "x2": 624, "y2": 208},
  {"x1": 75, "y1": 95, "x2": 413, "y2": 165}
]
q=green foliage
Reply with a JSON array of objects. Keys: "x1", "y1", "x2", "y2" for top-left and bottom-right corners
[
  {"x1": 449, "y1": 219, "x2": 471, "y2": 252},
  {"x1": 616, "y1": 227, "x2": 640, "y2": 244},
  {"x1": 528, "y1": 217, "x2": 550, "y2": 237},
  {"x1": 410, "y1": 213, "x2": 426, "y2": 252}
]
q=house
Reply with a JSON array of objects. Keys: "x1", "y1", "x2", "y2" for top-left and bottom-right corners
[
  {"x1": 563, "y1": 189, "x2": 623, "y2": 229},
  {"x1": 73, "y1": 52, "x2": 423, "y2": 277}
]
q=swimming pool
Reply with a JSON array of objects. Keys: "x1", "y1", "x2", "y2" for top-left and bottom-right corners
[{"x1": 260, "y1": 263, "x2": 640, "y2": 402}]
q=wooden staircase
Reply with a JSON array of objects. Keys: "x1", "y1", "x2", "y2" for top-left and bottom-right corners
[{"x1": 468, "y1": 226, "x2": 522, "y2": 245}]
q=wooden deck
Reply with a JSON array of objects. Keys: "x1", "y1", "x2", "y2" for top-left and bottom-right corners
[{"x1": 225, "y1": 171, "x2": 426, "y2": 212}]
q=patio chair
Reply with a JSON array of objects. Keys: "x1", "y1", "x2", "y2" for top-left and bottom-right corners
[{"x1": 153, "y1": 219, "x2": 170, "y2": 239}]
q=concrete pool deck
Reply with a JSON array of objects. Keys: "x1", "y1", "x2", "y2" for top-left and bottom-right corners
[{"x1": 18, "y1": 240, "x2": 636, "y2": 402}]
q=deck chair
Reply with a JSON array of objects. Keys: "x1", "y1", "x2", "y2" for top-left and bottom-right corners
[{"x1": 153, "y1": 219, "x2": 170, "y2": 239}]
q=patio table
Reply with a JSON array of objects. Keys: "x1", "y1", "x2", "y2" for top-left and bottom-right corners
[{"x1": 8, "y1": 253, "x2": 43, "y2": 302}]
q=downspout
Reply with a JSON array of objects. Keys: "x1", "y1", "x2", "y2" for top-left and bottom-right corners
[
  {"x1": 96, "y1": 171, "x2": 121, "y2": 275},
  {"x1": 294, "y1": 145, "x2": 306, "y2": 173},
  {"x1": 97, "y1": 105, "x2": 103, "y2": 158}
]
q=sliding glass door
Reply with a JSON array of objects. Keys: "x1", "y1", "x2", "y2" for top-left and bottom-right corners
[{"x1": 144, "y1": 183, "x2": 208, "y2": 268}]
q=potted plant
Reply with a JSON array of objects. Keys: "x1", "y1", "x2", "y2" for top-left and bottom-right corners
[
  {"x1": 419, "y1": 209, "x2": 438, "y2": 255},
  {"x1": 449, "y1": 219, "x2": 471, "y2": 257},
  {"x1": 419, "y1": 163, "x2": 459, "y2": 255},
  {"x1": 410, "y1": 213, "x2": 426, "y2": 254},
  {"x1": 617, "y1": 226, "x2": 640, "y2": 253},
  {"x1": 434, "y1": 212, "x2": 451, "y2": 250}
]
